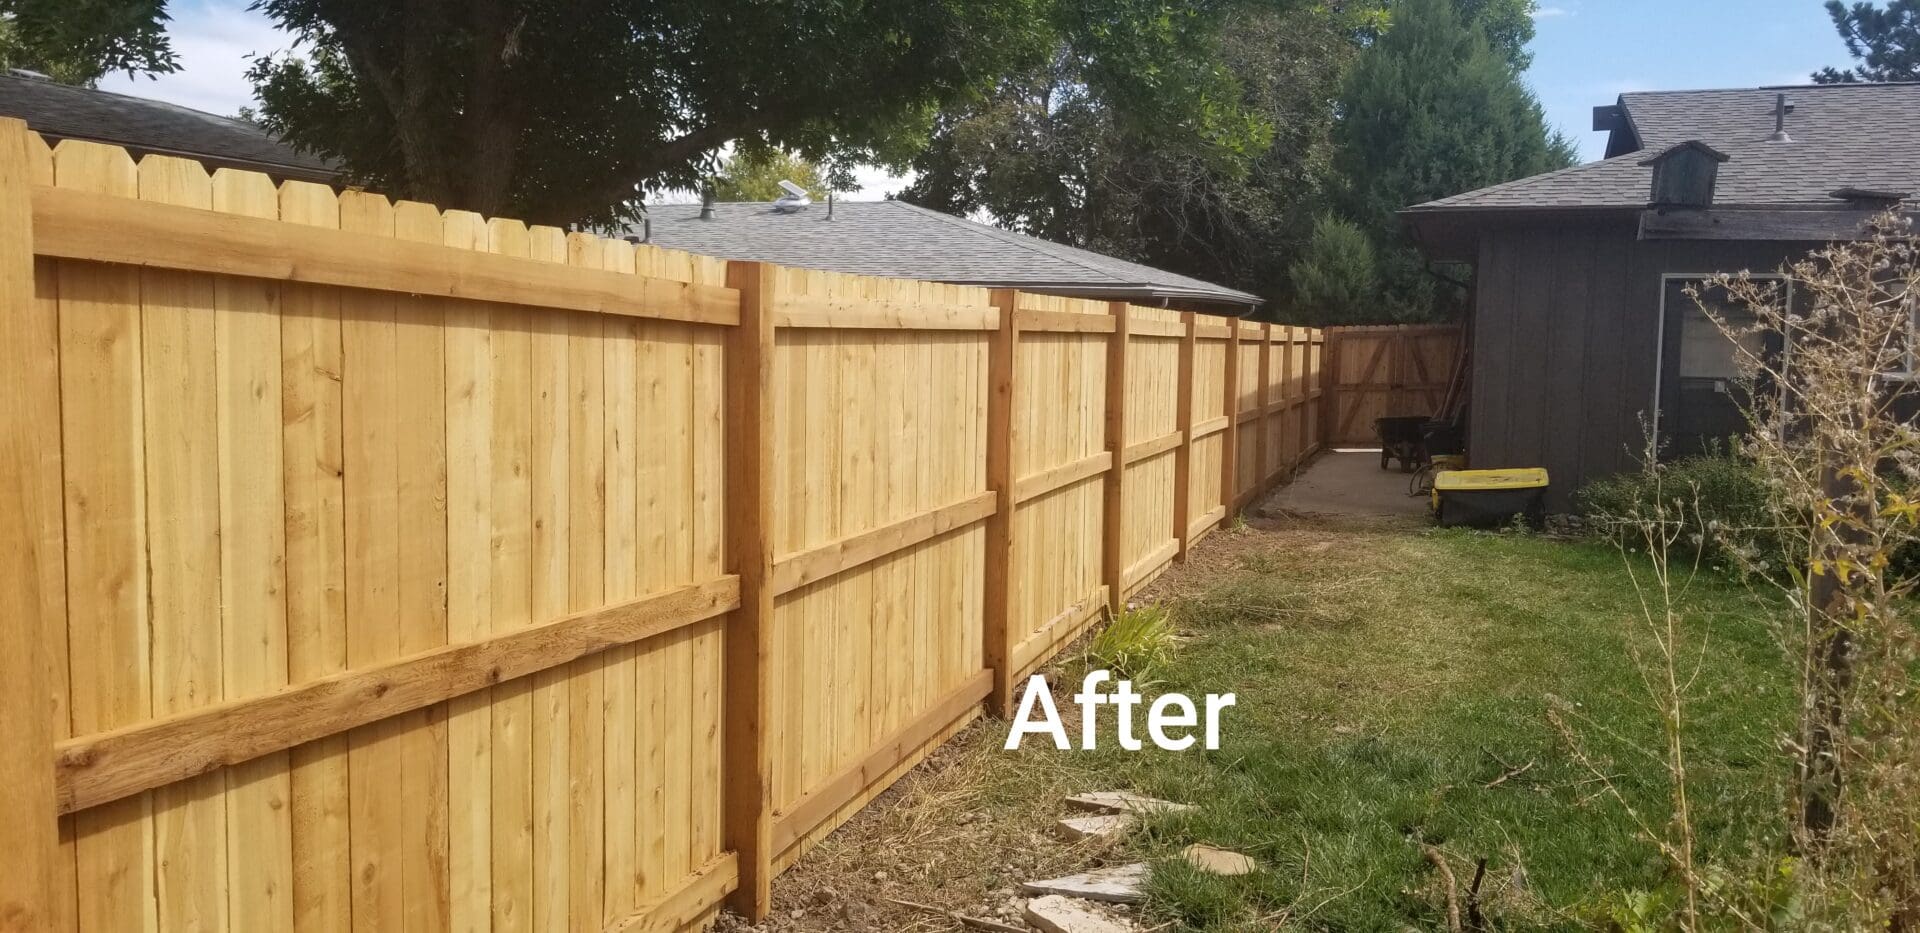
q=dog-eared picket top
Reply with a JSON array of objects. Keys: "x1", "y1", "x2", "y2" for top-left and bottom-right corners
[{"x1": 0, "y1": 118, "x2": 1329, "y2": 932}]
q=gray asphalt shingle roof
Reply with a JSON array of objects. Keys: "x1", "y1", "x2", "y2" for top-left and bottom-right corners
[
  {"x1": 1408, "y1": 83, "x2": 1920, "y2": 213},
  {"x1": 0, "y1": 72, "x2": 339, "y2": 181},
  {"x1": 635, "y1": 199, "x2": 1263, "y2": 308}
]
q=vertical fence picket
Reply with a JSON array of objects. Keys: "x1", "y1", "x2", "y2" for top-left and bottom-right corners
[
  {"x1": 391, "y1": 200, "x2": 452, "y2": 932},
  {"x1": 138, "y1": 152, "x2": 226, "y2": 933},
  {"x1": 0, "y1": 115, "x2": 57, "y2": 933},
  {"x1": 561, "y1": 232, "x2": 607, "y2": 933},
  {"x1": 211, "y1": 164, "x2": 295, "y2": 933},
  {"x1": 279, "y1": 177, "x2": 353, "y2": 933},
  {"x1": 55, "y1": 137, "x2": 156, "y2": 933}
]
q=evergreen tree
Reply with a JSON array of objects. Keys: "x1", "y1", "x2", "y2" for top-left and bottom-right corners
[
  {"x1": 904, "y1": 2, "x2": 1377, "y2": 316},
  {"x1": 1330, "y1": 0, "x2": 1574, "y2": 321},
  {"x1": 1814, "y1": 0, "x2": 1920, "y2": 83},
  {"x1": 1289, "y1": 215, "x2": 1381, "y2": 324}
]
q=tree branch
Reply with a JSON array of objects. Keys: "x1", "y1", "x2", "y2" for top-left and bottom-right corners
[{"x1": 543, "y1": 119, "x2": 761, "y2": 222}]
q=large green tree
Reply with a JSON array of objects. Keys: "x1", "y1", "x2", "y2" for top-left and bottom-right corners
[
  {"x1": 902, "y1": 1, "x2": 1374, "y2": 311},
  {"x1": 0, "y1": 0, "x2": 176, "y2": 84},
  {"x1": 246, "y1": 0, "x2": 1053, "y2": 225},
  {"x1": 1288, "y1": 214, "x2": 1380, "y2": 324},
  {"x1": 1814, "y1": 0, "x2": 1920, "y2": 83},
  {"x1": 712, "y1": 150, "x2": 827, "y2": 203},
  {"x1": 1329, "y1": 0, "x2": 1574, "y2": 320},
  {"x1": 5, "y1": 0, "x2": 1049, "y2": 225}
]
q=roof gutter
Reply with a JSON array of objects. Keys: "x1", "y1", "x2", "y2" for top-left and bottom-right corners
[{"x1": 936, "y1": 280, "x2": 1264, "y2": 308}]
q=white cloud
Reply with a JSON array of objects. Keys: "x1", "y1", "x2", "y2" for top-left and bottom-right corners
[
  {"x1": 1533, "y1": 6, "x2": 1573, "y2": 19},
  {"x1": 847, "y1": 164, "x2": 913, "y2": 202},
  {"x1": 94, "y1": 0, "x2": 294, "y2": 117}
]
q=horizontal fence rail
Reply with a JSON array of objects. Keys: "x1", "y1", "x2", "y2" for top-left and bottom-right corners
[{"x1": 0, "y1": 118, "x2": 1327, "y2": 933}]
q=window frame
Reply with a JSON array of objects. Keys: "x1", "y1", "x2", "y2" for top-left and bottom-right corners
[{"x1": 1652, "y1": 272, "x2": 1793, "y2": 452}]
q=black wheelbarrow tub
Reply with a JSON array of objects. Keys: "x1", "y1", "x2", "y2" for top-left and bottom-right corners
[{"x1": 1376, "y1": 416, "x2": 1429, "y2": 472}]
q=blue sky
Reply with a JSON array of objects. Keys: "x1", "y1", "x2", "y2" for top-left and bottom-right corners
[
  {"x1": 1528, "y1": 0, "x2": 1852, "y2": 160},
  {"x1": 98, "y1": 0, "x2": 1860, "y2": 189}
]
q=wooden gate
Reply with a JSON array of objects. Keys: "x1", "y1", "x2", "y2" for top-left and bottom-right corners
[{"x1": 1323, "y1": 324, "x2": 1464, "y2": 446}]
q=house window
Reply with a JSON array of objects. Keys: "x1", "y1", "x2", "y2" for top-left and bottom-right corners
[{"x1": 1656, "y1": 275, "x2": 1784, "y2": 459}]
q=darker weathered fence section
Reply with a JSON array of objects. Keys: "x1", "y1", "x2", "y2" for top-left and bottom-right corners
[
  {"x1": 1323, "y1": 324, "x2": 1465, "y2": 446},
  {"x1": 0, "y1": 119, "x2": 1324, "y2": 933}
]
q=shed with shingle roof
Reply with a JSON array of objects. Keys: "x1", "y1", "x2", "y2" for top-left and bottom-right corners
[
  {"x1": 632, "y1": 199, "x2": 1263, "y2": 314},
  {"x1": 0, "y1": 71, "x2": 340, "y2": 184},
  {"x1": 1400, "y1": 83, "x2": 1920, "y2": 509}
]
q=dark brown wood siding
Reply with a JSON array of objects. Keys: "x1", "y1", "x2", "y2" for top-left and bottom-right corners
[{"x1": 1467, "y1": 218, "x2": 1815, "y2": 509}]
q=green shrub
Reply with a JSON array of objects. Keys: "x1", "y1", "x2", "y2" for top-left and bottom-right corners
[
  {"x1": 1089, "y1": 605, "x2": 1176, "y2": 682},
  {"x1": 1576, "y1": 454, "x2": 1782, "y2": 573}
]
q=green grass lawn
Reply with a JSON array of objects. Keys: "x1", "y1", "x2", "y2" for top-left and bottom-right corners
[{"x1": 1000, "y1": 526, "x2": 1796, "y2": 931}]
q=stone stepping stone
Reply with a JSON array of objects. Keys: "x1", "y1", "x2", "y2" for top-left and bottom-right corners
[
  {"x1": 1055, "y1": 813, "x2": 1135, "y2": 842},
  {"x1": 1020, "y1": 863, "x2": 1149, "y2": 904},
  {"x1": 1182, "y1": 844, "x2": 1257, "y2": 876},
  {"x1": 1064, "y1": 791, "x2": 1195, "y2": 816},
  {"x1": 1024, "y1": 894, "x2": 1133, "y2": 933}
]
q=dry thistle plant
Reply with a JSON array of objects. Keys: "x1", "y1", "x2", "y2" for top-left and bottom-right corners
[
  {"x1": 1549, "y1": 457, "x2": 1747, "y2": 931},
  {"x1": 1566, "y1": 213, "x2": 1920, "y2": 931},
  {"x1": 1699, "y1": 213, "x2": 1920, "y2": 930}
]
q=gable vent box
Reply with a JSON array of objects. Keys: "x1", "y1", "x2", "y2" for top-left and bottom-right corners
[{"x1": 1640, "y1": 140, "x2": 1730, "y2": 210}]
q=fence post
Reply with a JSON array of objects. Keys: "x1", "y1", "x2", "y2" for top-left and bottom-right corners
[
  {"x1": 1318, "y1": 328, "x2": 1337, "y2": 450},
  {"x1": 1102, "y1": 301, "x2": 1130, "y2": 616},
  {"x1": 1274, "y1": 326, "x2": 1290, "y2": 474},
  {"x1": 1256, "y1": 323, "x2": 1272, "y2": 493},
  {"x1": 0, "y1": 116, "x2": 56, "y2": 933},
  {"x1": 723, "y1": 260, "x2": 776, "y2": 920},
  {"x1": 1294, "y1": 328, "x2": 1310, "y2": 463},
  {"x1": 1221, "y1": 322, "x2": 1240, "y2": 517},
  {"x1": 1173, "y1": 312, "x2": 1196, "y2": 559},
  {"x1": 984, "y1": 289, "x2": 1020, "y2": 716}
]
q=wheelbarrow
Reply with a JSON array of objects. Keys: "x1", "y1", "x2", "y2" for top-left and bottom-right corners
[{"x1": 1375, "y1": 416, "x2": 1429, "y2": 472}]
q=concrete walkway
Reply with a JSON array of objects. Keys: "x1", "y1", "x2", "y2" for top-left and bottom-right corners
[{"x1": 1266, "y1": 450, "x2": 1431, "y2": 523}]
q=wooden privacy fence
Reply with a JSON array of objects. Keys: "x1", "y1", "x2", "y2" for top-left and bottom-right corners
[
  {"x1": 1323, "y1": 324, "x2": 1464, "y2": 446},
  {"x1": 0, "y1": 120, "x2": 1324, "y2": 933}
]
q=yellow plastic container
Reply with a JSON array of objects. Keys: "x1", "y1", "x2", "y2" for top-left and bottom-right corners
[{"x1": 1431, "y1": 468, "x2": 1549, "y2": 528}]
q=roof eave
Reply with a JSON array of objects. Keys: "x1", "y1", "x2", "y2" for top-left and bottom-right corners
[
  {"x1": 940, "y1": 279, "x2": 1263, "y2": 309},
  {"x1": 1401, "y1": 204, "x2": 1643, "y2": 262}
]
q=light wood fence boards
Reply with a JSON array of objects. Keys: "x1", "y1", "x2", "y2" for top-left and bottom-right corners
[
  {"x1": 0, "y1": 120, "x2": 1329, "y2": 932},
  {"x1": 1120, "y1": 306, "x2": 1183, "y2": 600},
  {"x1": 1324, "y1": 324, "x2": 1462, "y2": 446},
  {"x1": 762, "y1": 266, "x2": 992, "y2": 870},
  {"x1": 1005, "y1": 294, "x2": 1111, "y2": 691}
]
